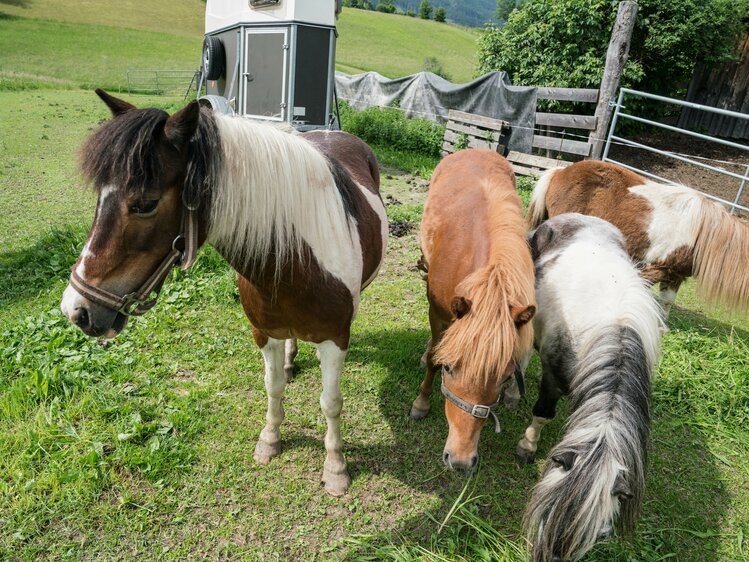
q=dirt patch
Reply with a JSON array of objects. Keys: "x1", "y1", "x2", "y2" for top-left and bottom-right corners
[
  {"x1": 389, "y1": 220, "x2": 415, "y2": 237},
  {"x1": 608, "y1": 131, "x2": 749, "y2": 210}
]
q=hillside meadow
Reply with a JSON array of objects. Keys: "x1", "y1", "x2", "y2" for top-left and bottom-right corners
[{"x1": 0, "y1": 3, "x2": 479, "y2": 89}]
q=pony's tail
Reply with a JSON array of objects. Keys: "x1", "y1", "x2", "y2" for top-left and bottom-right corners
[
  {"x1": 692, "y1": 198, "x2": 749, "y2": 311},
  {"x1": 526, "y1": 168, "x2": 560, "y2": 229},
  {"x1": 524, "y1": 326, "x2": 651, "y2": 562}
]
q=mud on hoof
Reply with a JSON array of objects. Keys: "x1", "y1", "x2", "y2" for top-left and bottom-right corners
[
  {"x1": 516, "y1": 444, "x2": 537, "y2": 465},
  {"x1": 322, "y1": 467, "x2": 351, "y2": 497},
  {"x1": 253, "y1": 439, "x2": 281, "y2": 465}
]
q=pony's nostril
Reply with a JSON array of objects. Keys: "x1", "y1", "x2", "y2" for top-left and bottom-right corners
[
  {"x1": 443, "y1": 451, "x2": 451, "y2": 466},
  {"x1": 73, "y1": 307, "x2": 91, "y2": 330},
  {"x1": 469, "y1": 455, "x2": 479, "y2": 469}
]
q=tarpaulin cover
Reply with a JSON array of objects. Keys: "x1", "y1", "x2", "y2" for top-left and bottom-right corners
[{"x1": 335, "y1": 70, "x2": 538, "y2": 153}]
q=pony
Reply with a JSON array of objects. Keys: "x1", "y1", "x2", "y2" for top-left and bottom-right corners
[
  {"x1": 517, "y1": 213, "x2": 662, "y2": 562},
  {"x1": 409, "y1": 149, "x2": 536, "y2": 470},
  {"x1": 527, "y1": 160, "x2": 749, "y2": 318},
  {"x1": 60, "y1": 90, "x2": 388, "y2": 496}
]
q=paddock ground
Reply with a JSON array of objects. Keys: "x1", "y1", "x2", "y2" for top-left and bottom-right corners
[{"x1": 0, "y1": 90, "x2": 747, "y2": 561}]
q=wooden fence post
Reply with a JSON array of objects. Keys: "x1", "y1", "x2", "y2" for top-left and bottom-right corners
[{"x1": 589, "y1": 0, "x2": 638, "y2": 160}]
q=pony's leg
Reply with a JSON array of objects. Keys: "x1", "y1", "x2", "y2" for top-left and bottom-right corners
[
  {"x1": 410, "y1": 342, "x2": 436, "y2": 419},
  {"x1": 504, "y1": 352, "x2": 532, "y2": 410},
  {"x1": 517, "y1": 367, "x2": 562, "y2": 464},
  {"x1": 419, "y1": 337, "x2": 432, "y2": 369},
  {"x1": 254, "y1": 337, "x2": 287, "y2": 465},
  {"x1": 410, "y1": 308, "x2": 445, "y2": 420},
  {"x1": 658, "y1": 278, "x2": 683, "y2": 322},
  {"x1": 284, "y1": 338, "x2": 298, "y2": 382},
  {"x1": 316, "y1": 340, "x2": 351, "y2": 497}
]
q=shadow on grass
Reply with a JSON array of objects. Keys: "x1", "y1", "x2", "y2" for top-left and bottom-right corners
[
  {"x1": 335, "y1": 326, "x2": 732, "y2": 562},
  {"x1": 0, "y1": 224, "x2": 86, "y2": 310}
]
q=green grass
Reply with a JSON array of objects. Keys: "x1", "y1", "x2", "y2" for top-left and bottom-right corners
[
  {"x1": 0, "y1": 2, "x2": 479, "y2": 92},
  {"x1": 1, "y1": 89, "x2": 748, "y2": 561}
]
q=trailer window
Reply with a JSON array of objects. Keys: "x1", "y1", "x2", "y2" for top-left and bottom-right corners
[{"x1": 249, "y1": 0, "x2": 280, "y2": 7}]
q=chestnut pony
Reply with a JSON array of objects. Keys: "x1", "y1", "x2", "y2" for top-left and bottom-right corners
[
  {"x1": 410, "y1": 149, "x2": 536, "y2": 470},
  {"x1": 60, "y1": 90, "x2": 388, "y2": 496},
  {"x1": 528, "y1": 160, "x2": 749, "y2": 318}
]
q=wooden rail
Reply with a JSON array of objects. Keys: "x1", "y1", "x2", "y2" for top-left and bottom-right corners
[{"x1": 442, "y1": 109, "x2": 510, "y2": 156}]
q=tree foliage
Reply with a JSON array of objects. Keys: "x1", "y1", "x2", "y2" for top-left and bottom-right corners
[
  {"x1": 376, "y1": 0, "x2": 396, "y2": 12},
  {"x1": 419, "y1": 0, "x2": 433, "y2": 19},
  {"x1": 434, "y1": 6, "x2": 447, "y2": 22},
  {"x1": 479, "y1": 0, "x2": 749, "y2": 98}
]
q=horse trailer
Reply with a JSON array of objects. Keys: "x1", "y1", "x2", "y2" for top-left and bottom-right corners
[{"x1": 199, "y1": 0, "x2": 341, "y2": 129}]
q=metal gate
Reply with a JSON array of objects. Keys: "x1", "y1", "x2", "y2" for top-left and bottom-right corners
[{"x1": 602, "y1": 88, "x2": 749, "y2": 214}]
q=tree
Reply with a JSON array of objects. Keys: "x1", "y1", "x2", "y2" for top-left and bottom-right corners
[
  {"x1": 434, "y1": 6, "x2": 447, "y2": 22},
  {"x1": 376, "y1": 0, "x2": 396, "y2": 12},
  {"x1": 496, "y1": 0, "x2": 516, "y2": 22},
  {"x1": 478, "y1": 0, "x2": 749, "y2": 100},
  {"x1": 419, "y1": 0, "x2": 433, "y2": 19}
]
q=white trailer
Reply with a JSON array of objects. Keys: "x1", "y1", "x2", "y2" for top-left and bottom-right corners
[{"x1": 200, "y1": 0, "x2": 341, "y2": 129}]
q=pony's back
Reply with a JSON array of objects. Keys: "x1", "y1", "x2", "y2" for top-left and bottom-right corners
[{"x1": 524, "y1": 214, "x2": 662, "y2": 562}]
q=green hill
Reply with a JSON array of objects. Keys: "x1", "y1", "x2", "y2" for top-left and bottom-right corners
[{"x1": 0, "y1": 2, "x2": 478, "y2": 90}]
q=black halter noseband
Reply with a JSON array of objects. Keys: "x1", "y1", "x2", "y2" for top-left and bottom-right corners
[{"x1": 69, "y1": 192, "x2": 200, "y2": 317}]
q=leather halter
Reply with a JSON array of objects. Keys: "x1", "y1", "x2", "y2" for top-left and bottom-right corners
[
  {"x1": 441, "y1": 366, "x2": 502, "y2": 433},
  {"x1": 69, "y1": 191, "x2": 200, "y2": 317}
]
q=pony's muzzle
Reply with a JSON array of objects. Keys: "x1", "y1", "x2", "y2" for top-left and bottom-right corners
[
  {"x1": 61, "y1": 284, "x2": 127, "y2": 338},
  {"x1": 443, "y1": 449, "x2": 478, "y2": 472}
]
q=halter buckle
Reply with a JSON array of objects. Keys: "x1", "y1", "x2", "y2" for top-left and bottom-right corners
[
  {"x1": 118, "y1": 292, "x2": 143, "y2": 316},
  {"x1": 470, "y1": 405, "x2": 491, "y2": 418}
]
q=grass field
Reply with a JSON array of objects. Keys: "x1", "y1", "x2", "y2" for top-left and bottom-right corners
[
  {"x1": 1, "y1": 89, "x2": 748, "y2": 561},
  {"x1": 0, "y1": 2, "x2": 479, "y2": 91}
]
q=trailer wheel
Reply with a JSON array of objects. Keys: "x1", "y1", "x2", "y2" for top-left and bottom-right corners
[{"x1": 202, "y1": 36, "x2": 225, "y2": 81}]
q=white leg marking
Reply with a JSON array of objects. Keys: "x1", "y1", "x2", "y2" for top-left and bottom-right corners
[
  {"x1": 518, "y1": 416, "x2": 550, "y2": 455},
  {"x1": 316, "y1": 340, "x2": 351, "y2": 496},
  {"x1": 254, "y1": 337, "x2": 287, "y2": 465}
]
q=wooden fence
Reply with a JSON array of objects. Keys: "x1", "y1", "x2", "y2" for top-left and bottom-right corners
[
  {"x1": 678, "y1": 34, "x2": 749, "y2": 140},
  {"x1": 506, "y1": 87, "x2": 599, "y2": 176}
]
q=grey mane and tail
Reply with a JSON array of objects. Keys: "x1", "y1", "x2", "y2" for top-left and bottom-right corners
[{"x1": 525, "y1": 325, "x2": 651, "y2": 562}]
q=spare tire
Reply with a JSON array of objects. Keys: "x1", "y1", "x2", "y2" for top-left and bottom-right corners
[{"x1": 202, "y1": 36, "x2": 225, "y2": 81}]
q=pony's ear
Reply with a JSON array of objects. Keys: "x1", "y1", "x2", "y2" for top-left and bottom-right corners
[
  {"x1": 528, "y1": 223, "x2": 553, "y2": 260},
  {"x1": 551, "y1": 450, "x2": 575, "y2": 471},
  {"x1": 164, "y1": 101, "x2": 200, "y2": 150},
  {"x1": 451, "y1": 296, "x2": 473, "y2": 319},
  {"x1": 613, "y1": 473, "x2": 633, "y2": 500},
  {"x1": 95, "y1": 88, "x2": 136, "y2": 116},
  {"x1": 510, "y1": 304, "x2": 535, "y2": 327}
]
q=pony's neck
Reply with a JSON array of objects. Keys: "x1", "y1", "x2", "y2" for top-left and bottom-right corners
[{"x1": 205, "y1": 117, "x2": 351, "y2": 275}]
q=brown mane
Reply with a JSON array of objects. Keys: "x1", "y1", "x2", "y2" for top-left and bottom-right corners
[{"x1": 433, "y1": 186, "x2": 535, "y2": 390}]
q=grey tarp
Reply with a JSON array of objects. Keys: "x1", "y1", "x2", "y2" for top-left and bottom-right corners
[{"x1": 335, "y1": 70, "x2": 538, "y2": 154}]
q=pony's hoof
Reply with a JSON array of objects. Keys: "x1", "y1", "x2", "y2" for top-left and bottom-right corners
[
  {"x1": 409, "y1": 404, "x2": 430, "y2": 420},
  {"x1": 284, "y1": 366, "x2": 295, "y2": 383},
  {"x1": 254, "y1": 439, "x2": 281, "y2": 465},
  {"x1": 516, "y1": 444, "x2": 536, "y2": 465},
  {"x1": 504, "y1": 395, "x2": 520, "y2": 410},
  {"x1": 322, "y1": 468, "x2": 351, "y2": 497}
]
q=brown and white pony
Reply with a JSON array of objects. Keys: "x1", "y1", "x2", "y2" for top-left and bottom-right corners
[
  {"x1": 409, "y1": 149, "x2": 536, "y2": 470},
  {"x1": 528, "y1": 160, "x2": 749, "y2": 317},
  {"x1": 60, "y1": 90, "x2": 388, "y2": 496}
]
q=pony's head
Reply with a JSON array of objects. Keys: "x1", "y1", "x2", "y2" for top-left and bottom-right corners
[
  {"x1": 525, "y1": 443, "x2": 641, "y2": 562},
  {"x1": 60, "y1": 90, "x2": 214, "y2": 337},
  {"x1": 435, "y1": 268, "x2": 535, "y2": 471}
]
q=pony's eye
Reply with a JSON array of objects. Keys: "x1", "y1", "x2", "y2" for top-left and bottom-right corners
[{"x1": 129, "y1": 199, "x2": 159, "y2": 216}]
